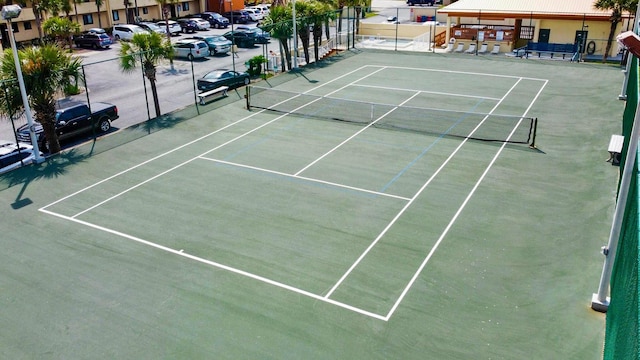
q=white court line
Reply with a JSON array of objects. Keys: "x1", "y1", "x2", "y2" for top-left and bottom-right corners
[
  {"x1": 198, "y1": 157, "x2": 411, "y2": 201},
  {"x1": 351, "y1": 83, "x2": 502, "y2": 101},
  {"x1": 324, "y1": 77, "x2": 526, "y2": 301},
  {"x1": 373, "y1": 64, "x2": 549, "y2": 82},
  {"x1": 39, "y1": 208, "x2": 387, "y2": 321},
  {"x1": 384, "y1": 78, "x2": 549, "y2": 320}
]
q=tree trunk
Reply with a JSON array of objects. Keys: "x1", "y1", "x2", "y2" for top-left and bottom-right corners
[
  {"x1": 313, "y1": 24, "x2": 321, "y2": 62},
  {"x1": 33, "y1": 100, "x2": 60, "y2": 154},
  {"x1": 97, "y1": 5, "x2": 103, "y2": 28},
  {"x1": 602, "y1": 19, "x2": 619, "y2": 63},
  {"x1": 144, "y1": 66, "x2": 161, "y2": 118},
  {"x1": 299, "y1": 28, "x2": 310, "y2": 64},
  {"x1": 278, "y1": 39, "x2": 291, "y2": 71}
]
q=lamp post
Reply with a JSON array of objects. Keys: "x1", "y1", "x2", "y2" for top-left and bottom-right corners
[
  {"x1": 2, "y1": 5, "x2": 43, "y2": 163},
  {"x1": 226, "y1": 0, "x2": 236, "y2": 72},
  {"x1": 292, "y1": 0, "x2": 298, "y2": 69}
]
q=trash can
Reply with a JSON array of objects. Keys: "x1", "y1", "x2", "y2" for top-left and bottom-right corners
[
  {"x1": 416, "y1": 16, "x2": 422, "y2": 22},
  {"x1": 421, "y1": 15, "x2": 427, "y2": 22}
]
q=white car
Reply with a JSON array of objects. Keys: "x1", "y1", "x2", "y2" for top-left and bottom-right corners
[
  {"x1": 156, "y1": 20, "x2": 182, "y2": 36},
  {"x1": 138, "y1": 22, "x2": 167, "y2": 35},
  {"x1": 248, "y1": 5, "x2": 269, "y2": 16},
  {"x1": 243, "y1": 8, "x2": 263, "y2": 22},
  {"x1": 112, "y1": 24, "x2": 147, "y2": 41},
  {"x1": 172, "y1": 39, "x2": 209, "y2": 60},
  {"x1": 189, "y1": 18, "x2": 211, "y2": 30},
  {"x1": 0, "y1": 141, "x2": 42, "y2": 175}
]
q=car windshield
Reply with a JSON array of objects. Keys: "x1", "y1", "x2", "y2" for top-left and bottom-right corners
[
  {"x1": 204, "y1": 71, "x2": 226, "y2": 79},
  {"x1": 212, "y1": 36, "x2": 227, "y2": 42}
]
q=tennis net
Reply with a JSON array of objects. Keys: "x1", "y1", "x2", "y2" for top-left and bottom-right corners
[{"x1": 246, "y1": 86, "x2": 538, "y2": 146}]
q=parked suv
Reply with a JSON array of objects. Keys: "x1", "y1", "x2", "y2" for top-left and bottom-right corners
[
  {"x1": 177, "y1": 18, "x2": 199, "y2": 33},
  {"x1": 112, "y1": 24, "x2": 147, "y2": 41},
  {"x1": 222, "y1": 10, "x2": 249, "y2": 24},
  {"x1": 73, "y1": 32, "x2": 112, "y2": 49},
  {"x1": 198, "y1": 12, "x2": 229, "y2": 28},
  {"x1": 172, "y1": 39, "x2": 209, "y2": 60}
]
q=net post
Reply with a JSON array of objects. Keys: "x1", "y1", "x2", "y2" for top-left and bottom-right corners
[
  {"x1": 245, "y1": 85, "x2": 251, "y2": 110},
  {"x1": 529, "y1": 117, "x2": 538, "y2": 149}
]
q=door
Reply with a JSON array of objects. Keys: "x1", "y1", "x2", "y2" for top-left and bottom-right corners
[
  {"x1": 575, "y1": 30, "x2": 588, "y2": 53},
  {"x1": 538, "y1": 29, "x2": 550, "y2": 43}
]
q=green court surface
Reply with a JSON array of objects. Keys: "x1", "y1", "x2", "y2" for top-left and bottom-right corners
[{"x1": 0, "y1": 50, "x2": 622, "y2": 359}]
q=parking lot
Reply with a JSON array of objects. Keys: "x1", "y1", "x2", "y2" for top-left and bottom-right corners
[{"x1": 0, "y1": 22, "x2": 276, "y2": 146}]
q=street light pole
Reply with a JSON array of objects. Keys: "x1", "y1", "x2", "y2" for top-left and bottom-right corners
[
  {"x1": 2, "y1": 5, "x2": 43, "y2": 163},
  {"x1": 292, "y1": 0, "x2": 298, "y2": 69},
  {"x1": 227, "y1": 0, "x2": 236, "y2": 72}
]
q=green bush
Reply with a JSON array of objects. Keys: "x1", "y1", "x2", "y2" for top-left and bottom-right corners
[{"x1": 247, "y1": 55, "x2": 266, "y2": 77}]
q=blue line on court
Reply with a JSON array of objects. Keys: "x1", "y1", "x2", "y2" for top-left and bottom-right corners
[{"x1": 378, "y1": 100, "x2": 485, "y2": 193}]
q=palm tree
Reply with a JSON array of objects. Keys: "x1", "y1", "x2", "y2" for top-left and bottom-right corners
[
  {"x1": 119, "y1": 32, "x2": 173, "y2": 118},
  {"x1": 263, "y1": 6, "x2": 295, "y2": 71},
  {"x1": 294, "y1": 1, "x2": 314, "y2": 64},
  {"x1": 594, "y1": 0, "x2": 638, "y2": 62},
  {"x1": 43, "y1": 17, "x2": 81, "y2": 51},
  {"x1": 32, "y1": 0, "x2": 65, "y2": 41},
  {"x1": 0, "y1": 44, "x2": 83, "y2": 154}
]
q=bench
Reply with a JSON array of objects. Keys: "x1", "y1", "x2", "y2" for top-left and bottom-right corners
[
  {"x1": 197, "y1": 86, "x2": 229, "y2": 105},
  {"x1": 607, "y1": 134, "x2": 624, "y2": 166},
  {"x1": 524, "y1": 42, "x2": 578, "y2": 60}
]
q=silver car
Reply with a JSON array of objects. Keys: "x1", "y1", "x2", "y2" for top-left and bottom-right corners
[
  {"x1": 156, "y1": 20, "x2": 181, "y2": 36},
  {"x1": 172, "y1": 39, "x2": 209, "y2": 60},
  {"x1": 138, "y1": 22, "x2": 167, "y2": 35}
]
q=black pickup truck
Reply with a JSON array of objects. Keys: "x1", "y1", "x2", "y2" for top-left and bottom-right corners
[{"x1": 16, "y1": 101, "x2": 119, "y2": 152}]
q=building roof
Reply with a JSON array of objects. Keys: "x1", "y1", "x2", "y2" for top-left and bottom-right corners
[{"x1": 438, "y1": 0, "x2": 624, "y2": 20}]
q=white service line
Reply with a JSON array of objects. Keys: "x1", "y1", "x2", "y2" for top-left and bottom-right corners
[
  {"x1": 324, "y1": 77, "x2": 526, "y2": 300},
  {"x1": 198, "y1": 157, "x2": 411, "y2": 201},
  {"x1": 351, "y1": 83, "x2": 502, "y2": 101}
]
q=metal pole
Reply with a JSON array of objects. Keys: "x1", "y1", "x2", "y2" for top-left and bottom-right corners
[
  {"x1": 292, "y1": 0, "x2": 298, "y2": 69},
  {"x1": 7, "y1": 18, "x2": 43, "y2": 162}
]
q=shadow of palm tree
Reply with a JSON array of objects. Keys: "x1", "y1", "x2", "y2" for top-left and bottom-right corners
[{"x1": 0, "y1": 149, "x2": 90, "y2": 209}]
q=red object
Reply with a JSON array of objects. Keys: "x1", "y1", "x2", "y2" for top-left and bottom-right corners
[{"x1": 617, "y1": 31, "x2": 640, "y2": 57}]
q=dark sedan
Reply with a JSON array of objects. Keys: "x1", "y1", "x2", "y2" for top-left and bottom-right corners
[
  {"x1": 222, "y1": 30, "x2": 256, "y2": 48},
  {"x1": 239, "y1": 27, "x2": 270, "y2": 44},
  {"x1": 197, "y1": 69, "x2": 250, "y2": 92}
]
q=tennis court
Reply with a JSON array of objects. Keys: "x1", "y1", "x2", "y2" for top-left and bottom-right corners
[{"x1": 0, "y1": 50, "x2": 620, "y2": 359}]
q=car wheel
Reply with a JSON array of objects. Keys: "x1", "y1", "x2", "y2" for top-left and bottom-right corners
[
  {"x1": 98, "y1": 118, "x2": 111, "y2": 133},
  {"x1": 92, "y1": 43, "x2": 98, "y2": 49},
  {"x1": 187, "y1": 53, "x2": 194, "y2": 61},
  {"x1": 115, "y1": 35, "x2": 121, "y2": 41}
]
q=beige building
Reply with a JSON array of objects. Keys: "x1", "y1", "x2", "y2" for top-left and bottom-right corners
[
  {"x1": 438, "y1": 0, "x2": 635, "y2": 58},
  {"x1": 0, "y1": 0, "x2": 245, "y2": 49}
]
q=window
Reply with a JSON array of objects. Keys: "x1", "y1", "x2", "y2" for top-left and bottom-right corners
[
  {"x1": 520, "y1": 26, "x2": 534, "y2": 40},
  {"x1": 112, "y1": 10, "x2": 119, "y2": 21},
  {"x1": 83, "y1": 14, "x2": 94, "y2": 25},
  {"x1": 182, "y1": 2, "x2": 189, "y2": 11},
  {"x1": 142, "y1": 7, "x2": 148, "y2": 14},
  {"x1": 23, "y1": 21, "x2": 32, "y2": 30}
]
